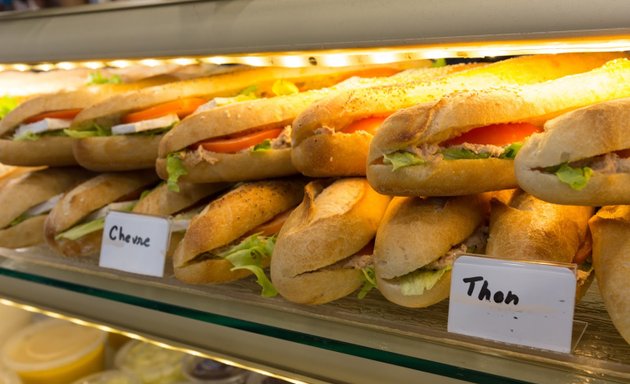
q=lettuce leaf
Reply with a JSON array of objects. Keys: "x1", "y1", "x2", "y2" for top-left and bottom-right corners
[
  {"x1": 166, "y1": 153, "x2": 188, "y2": 192},
  {"x1": 431, "y1": 58, "x2": 447, "y2": 68},
  {"x1": 499, "y1": 142, "x2": 523, "y2": 159},
  {"x1": 64, "y1": 123, "x2": 112, "y2": 138},
  {"x1": 55, "y1": 217, "x2": 105, "y2": 241},
  {"x1": 13, "y1": 131, "x2": 41, "y2": 141},
  {"x1": 441, "y1": 148, "x2": 491, "y2": 160},
  {"x1": 252, "y1": 139, "x2": 272, "y2": 152},
  {"x1": 399, "y1": 266, "x2": 451, "y2": 296},
  {"x1": 88, "y1": 72, "x2": 122, "y2": 85},
  {"x1": 9, "y1": 213, "x2": 30, "y2": 227},
  {"x1": 383, "y1": 151, "x2": 426, "y2": 171},
  {"x1": 357, "y1": 266, "x2": 377, "y2": 299},
  {"x1": 220, "y1": 234, "x2": 277, "y2": 297},
  {"x1": 0, "y1": 96, "x2": 19, "y2": 119},
  {"x1": 554, "y1": 163, "x2": 593, "y2": 190},
  {"x1": 271, "y1": 80, "x2": 299, "y2": 96}
]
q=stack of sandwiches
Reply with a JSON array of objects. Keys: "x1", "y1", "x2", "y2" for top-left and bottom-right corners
[{"x1": 1, "y1": 53, "x2": 630, "y2": 344}]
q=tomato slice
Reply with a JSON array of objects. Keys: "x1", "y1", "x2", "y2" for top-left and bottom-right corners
[
  {"x1": 443, "y1": 122, "x2": 541, "y2": 147},
  {"x1": 615, "y1": 149, "x2": 630, "y2": 158},
  {"x1": 196, "y1": 127, "x2": 283, "y2": 154},
  {"x1": 122, "y1": 98, "x2": 207, "y2": 124},
  {"x1": 23, "y1": 109, "x2": 82, "y2": 124},
  {"x1": 341, "y1": 116, "x2": 387, "y2": 135}
]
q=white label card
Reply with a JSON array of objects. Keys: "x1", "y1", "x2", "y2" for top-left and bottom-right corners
[
  {"x1": 99, "y1": 211, "x2": 170, "y2": 277},
  {"x1": 447, "y1": 255, "x2": 576, "y2": 353}
]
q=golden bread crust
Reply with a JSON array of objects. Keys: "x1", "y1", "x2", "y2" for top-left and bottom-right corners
[
  {"x1": 486, "y1": 190, "x2": 593, "y2": 263},
  {"x1": 156, "y1": 149, "x2": 297, "y2": 183},
  {"x1": 0, "y1": 215, "x2": 47, "y2": 249},
  {"x1": 173, "y1": 179, "x2": 306, "y2": 283},
  {"x1": 73, "y1": 135, "x2": 163, "y2": 171},
  {"x1": 0, "y1": 137, "x2": 77, "y2": 167},
  {"x1": 44, "y1": 170, "x2": 159, "y2": 257},
  {"x1": 589, "y1": 206, "x2": 630, "y2": 344},
  {"x1": 271, "y1": 178, "x2": 391, "y2": 304}
]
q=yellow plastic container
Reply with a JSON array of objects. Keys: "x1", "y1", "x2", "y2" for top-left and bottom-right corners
[
  {"x1": 71, "y1": 370, "x2": 141, "y2": 384},
  {"x1": 115, "y1": 341, "x2": 185, "y2": 384},
  {"x1": 0, "y1": 362, "x2": 21, "y2": 384},
  {"x1": 0, "y1": 305, "x2": 31, "y2": 348},
  {"x1": 1, "y1": 319, "x2": 106, "y2": 384}
]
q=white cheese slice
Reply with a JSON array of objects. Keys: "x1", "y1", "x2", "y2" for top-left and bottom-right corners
[
  {"x1": 14, "y1": 118, "x2": 72, "y2": 137},
  {"x1": 23, "y1": 193, "x2": 63, "y2": 217},
  {"x1": 111, "y1": 114, "x2": 179, "y2": 135},
  {"x1": 84, "y1": 201, "x2": 138, "y2": 221},
  {"x1": 170, "y1": 218, "x2": 191, "y2": 233}
]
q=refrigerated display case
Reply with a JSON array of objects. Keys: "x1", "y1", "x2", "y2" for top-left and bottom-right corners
[{"x1": 1, "y1": 1, "x2": 630, "y2": 383}]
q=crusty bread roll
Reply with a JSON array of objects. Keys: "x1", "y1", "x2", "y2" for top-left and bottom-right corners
[
  {"x1": 368, "y1": 58, "x2": 630, "y2": 196},
  {"x1": 487, "y1": 189, "x2": 594, "y2": 300},
  {"x1": 292, "y1": 52, "x2": 626, "y2": 177},
  {"x1": 132, "y1": 181, "x2": 229, "y2": 258},
  {"x1": 271, "y1": 178, "x2": 391, "y2": 305},
  {"x1": 0, "y1": 79, "x2": 173, "y2": 167},
  {"x1": 589, "y1": 206, "x2": 630, "y2": 345},
  {"x1": 173, "y1": 179, "x2": 306, "y2": 284},
  {"x1": 515, "y1": 98, "x2": 630, "y2": 205},
  {"x1": 0, "y1": 168, "x2": 93, "y2": 248},
  {"x1": 72, "y1": 63, "x2": 427, "y2": 172},
  {"x1": 44, "y1": 170, "x2": 159, "y2": 257},
  {"x1": 374, "y1": 195, "x2": 487, "y2": 308},
  {"x1": 487, "y1": 189, "x2": 593, "y2": 263},
  {"x1": 156, "y1": 64, "x2": 436, "y2": 183}
]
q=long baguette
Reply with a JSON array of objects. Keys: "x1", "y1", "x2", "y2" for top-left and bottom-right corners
[
  {"x1": 368, "y1": 58, "x2": 630, "y2": 196},
  {"x1": 292, "y1": 52, "x2": 625, "y2": 177}
]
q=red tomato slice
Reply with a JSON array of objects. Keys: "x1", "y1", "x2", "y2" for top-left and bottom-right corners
[
  {"x1": 23, "y1": 109, "x2": 82, "y2": 124},
  {"x1": 122, "y1": 98, "x2": 207, "y2": 124},
  {"x1": 196, "y1": 128, "x2": 283, "y2": 154},
  {"x1": 444, "y1": 122, "x2": 541, "y2": 147},
  {"x1": 341, "y1": 116, "x2": 388, "y2": 135}
]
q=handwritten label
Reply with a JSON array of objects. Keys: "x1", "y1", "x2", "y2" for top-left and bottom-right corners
[
  {"x1": 99, "y1": 211, "x2": 170, "y2": 277},
  {"x1": 448, "y1": 255, "x2": 576, "y2": 353}
]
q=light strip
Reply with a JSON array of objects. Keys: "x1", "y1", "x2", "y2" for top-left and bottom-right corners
[
  {"x1": 0, "y1": 298, "x2": 308, "y2": 384},
  {"x1": 1, "y1": 35, "x2": 630, "y2": 72}
]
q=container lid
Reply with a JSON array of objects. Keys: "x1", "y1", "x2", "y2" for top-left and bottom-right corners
[
  {"x1": 0, "y1": 362, "x2": 21, "y2": 384},
  {"x1": 71, "y1": 370, "x2": 141, "y2": 384},
  {"x1": 246, "y1": 373, "x2": 291, "y2": 384},
  {"x1": 1, "y1": 319, "x2": 106, "y2": 373},
  {"x1": 115, "y1": 340, "x2": 185, "y2": 383},
  {"x1": 182, "y1": 356, "x2": 249, "y2": 384}
]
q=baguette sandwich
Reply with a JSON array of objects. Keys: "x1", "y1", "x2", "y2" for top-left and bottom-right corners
[
  {"x1": 44, "y1": 170, "x2": 160, "y2": 257},
  {"x1": 292, "y1": 52, "x2": 625, "y2": 177},
  {"x1": 374, "y1": 195, "x2": 488, "y2": 308},
  {"x1": 588, "y1": 205, "x2": 630, "y2": 345},
  {"x1": 156, "y1": 64, "x2": 442, "y2": 185},
  {"x1": 0, "y1": 76, "x2": 174, "y2": 167},
  {"x1": 0, "y1": 168, "x2": 92, "y2": 249},
  {"x1": 515, "y1": 98, "x2": 630, "y2": 205},
  {"x1": 271, "y1": 178, "x2": 391, "y2": 305},
  {"x1": 132, "y1": 181, "x2": 229, "y2": 257},
  {"x1": 486, "y1": 189, "x2": 594, "y2": 300},
  {"x1": 173, "y1": 179, "x2": 306, "y2": 296},
  {"x1": 368, "y1": 58, "x2": 630, "y2": 196},
  {"x1": 69, "y1": 63, "x2": 426, "y2": 172}
]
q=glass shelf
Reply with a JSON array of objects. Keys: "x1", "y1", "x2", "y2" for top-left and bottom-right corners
[{"x1": 0, "y1": 246, "x2": 628, "y2": 384}]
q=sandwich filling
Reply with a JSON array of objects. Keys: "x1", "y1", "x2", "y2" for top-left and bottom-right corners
[
  {"x1": 3, "y1": 193, "x2": 63, "y2": 230},
  {"x1": 12, "y1": 109, "x2": 82, "y2": 141},
  {"x1": 165, "y1": 125, "x2": 292, "y2": 191},
  {"x1": 387, "y1": 225, "x2": 487, "y2": 296},
  {"x1": 181, "y1": 210, "x2": 293, "y2": 297},
  {"x1": 534, "y1": 149, "x2": 630, "y2": 190},
  {"x1": 54, "y1": 191, "x2": 145, "y2": 242},
  {"x1": 380, "y1": 122, "x2": 539, "y2": 171}
]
